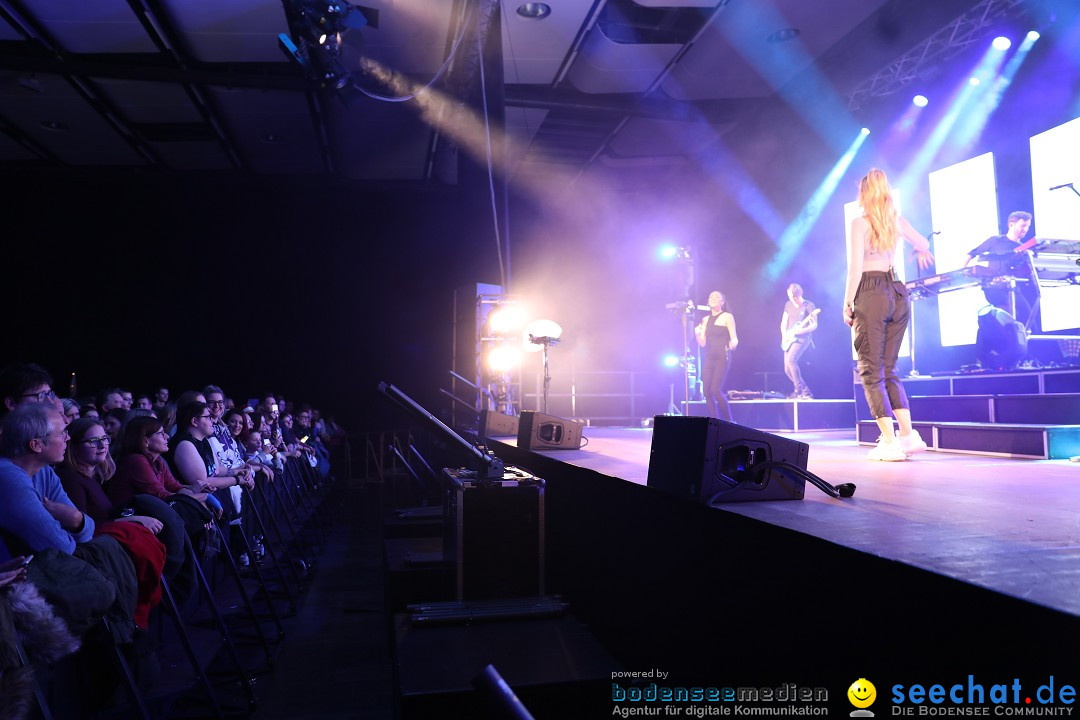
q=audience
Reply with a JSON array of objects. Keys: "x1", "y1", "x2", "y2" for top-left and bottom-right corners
[{"x1": 0, "y1": 361, "x2": 341, "y2": 719}]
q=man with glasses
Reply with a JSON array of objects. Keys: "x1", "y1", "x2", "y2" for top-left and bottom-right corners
[
  {"x1": 0, "y1": 362, "x2": 65, "y2": 417},
  {"x1": 0, "y1": 403, "x2": 95, "y2": 555}
]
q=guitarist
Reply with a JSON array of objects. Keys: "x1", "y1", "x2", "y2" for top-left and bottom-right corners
[{"x1": 780, "y1": 283, "x2": 818, "y2": 399}]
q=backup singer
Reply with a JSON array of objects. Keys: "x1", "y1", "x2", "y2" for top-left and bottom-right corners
[
  {"x1": 843, "y1": 169, "x2": 934, "y2": 462},
  {"x1": 780, "y1": 283, "x2": 817, "y2": 399},
  {"x1": 694, "y1": 291, "x2": 739, "y2": 422}
]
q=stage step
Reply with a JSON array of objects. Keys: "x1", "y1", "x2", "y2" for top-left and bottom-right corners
[
  {"x1": 857, "y1": 419, "x2": 1080, "y2": 459},
  {"x1": 855, "y1": 392, "x2": 1080, "y2": 424},
  {"x1": 682, "y1": 398, "x2": 855, "y2": 431}
]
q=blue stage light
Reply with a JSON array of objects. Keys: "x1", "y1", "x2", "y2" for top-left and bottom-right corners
[
  {"x1": 992, "y1": 36, "x2": 1012, "y2": 51},
  {"x1": 1026, "y1": 30, "x2": 1040, "y2": 42},
  {"x1": 659, "y1": 244, "x2": 678, "y2": 260},
  {"x1": 969, "y1": 76, "x2": 981, "y2": 86},
  {"x1": 913, "y1": 95, "x2": 929, "y2": 107},
  {"x1": 860, "y1": 127, "x2": 870, "y2": 136},
  {"x1": 663, "y1": 354, "x2": 681, "y2": 368}
]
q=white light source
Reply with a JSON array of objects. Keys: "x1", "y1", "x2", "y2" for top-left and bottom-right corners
[
  {"x1": 488, "y1": 304, "x2": 526, "y2": 334},
  {"x1": 913, "y1": 95, "x2": 929, "y2": 107},
  {"x1": 487, "y1": 344, "x2": 521, "y2": 372},
  {"x1": 860, "y1": 127, "x2": 871, "y2": 136},
  {"x1": 1026, "y1": 30, "x2": 1040, "y2": 42},
  {"x1": 522, "y1": 319, "x2": 562, "y2": 353},
  {"x1": 992, "y1": 36, "x2": 1012, "y2": 51}
]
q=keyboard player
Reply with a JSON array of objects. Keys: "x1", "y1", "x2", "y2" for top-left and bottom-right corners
[{"x1": 962, "y1": 210, "x2": 1035, "y2": 325}]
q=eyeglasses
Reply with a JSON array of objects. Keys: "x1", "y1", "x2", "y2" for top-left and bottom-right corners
[
  {"x1": 81, "y1": 436, "x2": 111, "y2": 448},
  {"x1": 208, "y1": 401, "x2": 225, "y2": 407},
  {"x1": 22, "y1": 389, "x2": 57, "y2": 403},
  {"x1": 39, "y1": 430, "x2": 70, "y2": 442},
  {"x1": 199, "y1": 414, "x2": 212, "y2": 420}
]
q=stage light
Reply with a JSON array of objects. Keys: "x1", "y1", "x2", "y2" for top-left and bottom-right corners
[
  {"x1": 488, "y1": 304, "x2": 526, "y2": 334},
  {"x1": 487, "y1": 344, "x2": 522, "y2": 372},
  {"x1": 659, "y1": 244, "x2": 678, "y2": 260},
  {"x1": 860, "y1": 127, "x2": 870, "y2": 136},
  {"x1": 969, "y1": 76, "x2": 981, "y2": 86},
  {"x1": 913, "y1": 94, "x2": 929, "y2": 107},
  {"x1": 663, "y1": 354, "x2": 681, "y2": 368},
  {"x1": 992, "y1": 36, "x2": 1012, "y2": 51},
  {"x1": 1026, "y1": 30, "x2": 1040, "y2": 42}
]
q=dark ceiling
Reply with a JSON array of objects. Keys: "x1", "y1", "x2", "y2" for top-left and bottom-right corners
[{"x1": 1, "y1": 0, "x2": 1036, "y2": 189}]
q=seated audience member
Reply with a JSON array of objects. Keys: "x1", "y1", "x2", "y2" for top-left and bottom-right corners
[
  {"x1": 97, "y1": 388, "x2": 125, "y2": 414},
  {"x1": 0, "y1": 404, "x2": 139, "y2": 643},
  {"x1": 0, "y1": 362, "x2": 64, "y2": 417},
  {"x1": 61, "y1": 397, "x2": 81, "y2": 424},
  {"x1": 102, "y1": 408, "x2": 126, "y2": 444},
  {"x1": 58, "y1": 419, "x2": 160, "y2": 534},
  {"x1": 153, "y1": 387, "x2": 169, "y2": 411},
  {"x1": 57, "y1": 419, "x2": 166, "y2": 629},
  {"x1": 134, "y1": 394, "x2": 153, "y2": 411},
  {"x1": 157, "y1": 402, "x2": 177, "y2": 437},
  {"x1": 0, "y1": 404, "x2": 94, "y2": 553},
  {"x1": 226, "y1": 409, "x2": 274, "y2": 481},
  {"x1": 119, "y1": 390, "x2": 134, "y2": 410},
  {"x1": 116, "y1": 408, "x2": 154, "y2": 451},
  {"x1": 169, "y1": 402, "x2": 252, "y2": 494}
]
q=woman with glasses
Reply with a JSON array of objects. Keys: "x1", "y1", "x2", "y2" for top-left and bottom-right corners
[{"x1": 57, "y1": 418, "x2": 169, "y2": 628}]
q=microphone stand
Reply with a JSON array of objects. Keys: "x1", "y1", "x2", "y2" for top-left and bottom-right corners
[{"x1": 528, "y1": 335, "x2": 559, "y2": 414}]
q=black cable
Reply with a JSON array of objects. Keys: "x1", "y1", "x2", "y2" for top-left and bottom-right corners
[{"x1": 706, "y1": 460, "x2": 854, "y2": 505}]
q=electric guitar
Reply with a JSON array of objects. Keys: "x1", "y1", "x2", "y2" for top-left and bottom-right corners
[{"x1": 781, "y1": 308, "x2": 820, "y2": 351}]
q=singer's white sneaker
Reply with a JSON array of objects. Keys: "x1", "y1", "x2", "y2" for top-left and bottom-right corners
[
  {"x1": 899, "y1": 430, "x2": 928, "y2": 455},
  {"x1": 867, "y1": 436, "x2": 907, "y2": 462}
]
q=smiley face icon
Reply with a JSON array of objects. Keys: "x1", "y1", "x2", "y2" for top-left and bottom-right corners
[{"x1": 848, "y1": 678, "x2": 877, "y2": 709}]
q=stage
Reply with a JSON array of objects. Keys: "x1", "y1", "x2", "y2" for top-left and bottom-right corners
[
  {"x1": 496, "y1": 426, "x2": 1080, "y2": 615},
  {"x1": 486, "y1": 425, "x2": 1080, "y2": 677}
]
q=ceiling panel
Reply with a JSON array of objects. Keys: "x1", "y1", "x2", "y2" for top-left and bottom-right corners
[
  {"x1": 28, "y1": 0, "x2": 157, "y2": 53},
  {"x1": 662, "y1": 0, "x2": 890, "y2": 101},
  {"x1": 0, "y1": 16, "x2": 22, "y2": 40},
  {"x1": 339, "y1": 0, "x2": 456, "y2": 76},
  {"x1": 209, "y1": 86, "x2": 322, "y2": 174},
  {"x1": 93, "y1": 78, "x2": 203, "y2": 123},
  {"x1": 501, "y1": 0, "x2": 597, "y2": 85},
  {"x1": 0, "y1": 73, "x2": 145, "y2": 165},
  {"x1": 567, "y1": 25, "x2": 681, "y2": 94},
  {"x1": 160, "y1": 0, "x2": 289, "y2": 63}
]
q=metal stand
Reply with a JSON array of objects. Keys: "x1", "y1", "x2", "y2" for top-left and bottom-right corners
[{"x1": 528, "y1": 335, "x2": 559, "y2": 414}]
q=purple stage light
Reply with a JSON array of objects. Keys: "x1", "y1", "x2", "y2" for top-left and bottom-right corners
[
  {"x1": 992, "y1": 36, "x2": 1011, "y2": 51},
  {"x1": 663, "y1": 354, "x2": 681, "y2": 368},
  {"x1": 913, "y1": 95, "x2": 929, "y2": 107},
  {"x1": 659, "y1": 244, "x2": 678, "y2": 260}
]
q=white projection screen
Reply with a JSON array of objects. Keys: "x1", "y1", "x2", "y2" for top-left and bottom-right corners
[
  {"x1": 928, "y1": 152, "x2": 999, "y2": 347},
  {"x1": 844, "y1": 195, "x2": 909, "y2": 359},
  {"x1": 1030, "y1": 118, "x2": 1080, "y2": 333}
]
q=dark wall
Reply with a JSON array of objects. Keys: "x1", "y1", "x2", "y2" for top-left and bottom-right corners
[{"x1": 1, "y1": 169, "x2": 500, "y2": 430}]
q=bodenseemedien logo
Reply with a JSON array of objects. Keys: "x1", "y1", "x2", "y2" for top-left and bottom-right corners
[{"x1": 849, "y1": 678, "x2": 878, "y2": 717}]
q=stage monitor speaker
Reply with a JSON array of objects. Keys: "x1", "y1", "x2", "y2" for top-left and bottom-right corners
[
  {"x1": 479, "y1": 409, "x2": 519, "y2": 438},
  {"x1": 517, "y1": 411, "x2": 584, "y2": 450},
  {"x1": 647, "y1": 415, "x2": 807, "y2": 503}
]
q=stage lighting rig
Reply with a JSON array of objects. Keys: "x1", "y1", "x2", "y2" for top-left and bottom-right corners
[{"x1": 278, "y1": 0, "x2": 379, "y2": 89}]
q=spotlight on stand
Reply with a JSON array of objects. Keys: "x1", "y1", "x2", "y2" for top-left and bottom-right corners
[{"x1": 279, "y1": 0, "x2": 379, "y2": 89}]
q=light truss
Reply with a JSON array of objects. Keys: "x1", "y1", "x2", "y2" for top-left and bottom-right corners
[{"x1": 846, "y1": 0, "x2": 1029, "y2": 110}]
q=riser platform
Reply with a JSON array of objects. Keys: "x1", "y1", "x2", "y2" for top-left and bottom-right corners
[
  {"x1": 682, "y1": 398, "x2": 855, "y2": 431},
  {"x1": 857, "y1": 419, "x2": 1080, "y2": 459},
  {"x1": 855, "y1": 392, "x2": 1080, "y2": 424}
]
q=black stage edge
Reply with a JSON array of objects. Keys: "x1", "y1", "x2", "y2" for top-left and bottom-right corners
[{"x1": 489, "y1": 439, "x2": 1080, "y2": 686}]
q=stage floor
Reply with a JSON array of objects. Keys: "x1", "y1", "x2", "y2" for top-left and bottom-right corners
[{"x1": 500, "y1": 426, "x2": 1080, "y2": 618}]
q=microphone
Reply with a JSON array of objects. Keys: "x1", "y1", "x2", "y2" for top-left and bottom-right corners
[{"x1": 1049, "y1": 182, "x2": 1074, "y2": 191}]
